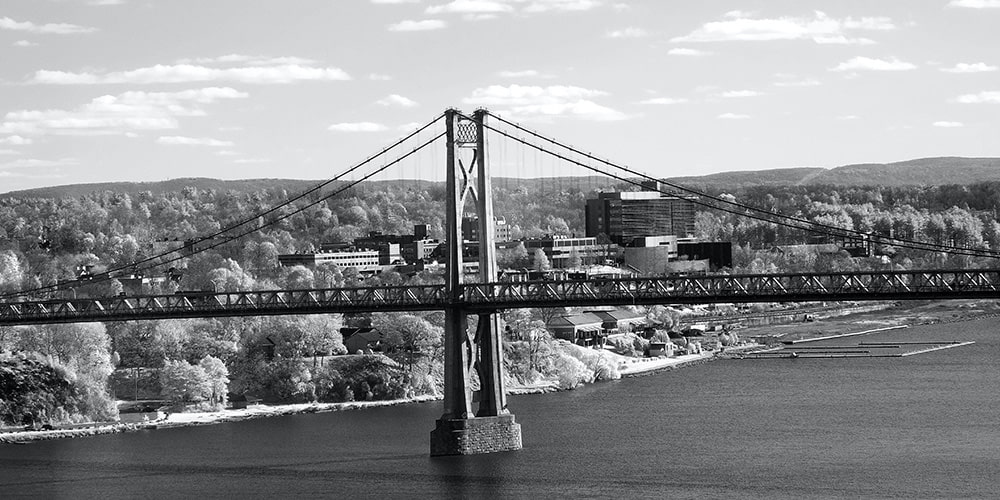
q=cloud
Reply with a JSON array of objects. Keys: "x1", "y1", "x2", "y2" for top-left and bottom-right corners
[
  {"x1": 499, "y1": 70, "x2": 539, "y2": 78},
  {"x1": 377, "y1": 94, "x2": 419, "y2": 107},
  {"x1": 773, "y1": 75, "x2": 821, "y2": 87},
  {"x1": 837, "y1": 115, "x2": 859, "y2": 120},
  {"x1": 672, "y1": 11, "x2": 892, "y2": 44},
  {"x1": 372, "y1": 0, "x2": 420, "y2": 3},
  {"x1": 0, "y1": 135, "x2": 32, "y2": 145},
  {"x1": 0, "y1": 157, "x2": 79, "y2": 170},
  {"x1": 369, "y1": 73, "x2": 393, "y2": 81},
  {"x1": 328, "y1": 122, "x2": 389, "y2": 132},
  {"x1": 606, "y1": 27, "x2": 648, "y2": 38},
  {"x1": 13, "y1": 40, "x2": 38, "y2": 47},
  {"x1": 521, "y1": 0, "x2": 602, "y2": 13},
  {"x1": 1, "y1": 87, "x2": 247, "y2": 136},
  {"x1": 948, "y1": 0, "x2": 1000, "y2": 7},
  {"x1": 717, "y1": 113, "x2": 750, "y2": 119},
  {"x1": 234, "y1": 158, "x2": 272, "y2": 164},
  {"x1": 933, "y1": 121, "x2": 964, "y2": 128},
  {"x1": 0, "y1": 16, "x2": 97, "y2": 35},
  {"x1": 32, "y1": 62, "x2": 350, "y2": 85},
  {"x1": 954, "y1": 91, "x2": 1000, "y2": 103},
  {"x1": 941, "y1": 62, "x2": 998, "y2": 73},
  {"x1": 422, "y1": 0, "x2": 603, "y2": 17},
  {"x1": 0, "y1": 149, "x2": 19, "y2": 156},
  {"x1": 398, "y1": 122, "x2": 425, "y2": 131},
  {"x1": 156, "y1": 136, "x2": 234, "y2": 147},
  {"x1": 639, "y1": 97, "x2": 688, "y2": 105},
  {"x1": 463, "y1": 84, "x2": 627, "y2": 121},
  {"x1": 88, "y1": 0, "x2": 126, "y2": 5},
  {"x1": 388, "y1": 19, "x2": 447, "y2": 31},
  {"x1": 426, "y1": 0, "x2": 513, "y2": 14},
  {"x1": 720, "y1": 90, "x2": 761, "y2": 98},
  {"x1": 668, "y1": 47, "x2": 711, "y2": 56},
  {"x1": 830, "y1": 56, "x2": 916, "y2": 72},
  {"x1": 174, "y1": 55, "x2": 318, "y2": 66}
]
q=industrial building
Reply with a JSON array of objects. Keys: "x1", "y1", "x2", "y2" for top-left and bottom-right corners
[
  {"x1": 462, "y1": 216, "x2": 511, "y2": 243},
  {"x1": 523, "y1": 236, "x2": 610, "y2": 269},
  {"x1": 585, "y1": 182, "x2": 697, "y2": 246}
]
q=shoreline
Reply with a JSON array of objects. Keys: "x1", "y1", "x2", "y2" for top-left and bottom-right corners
[
  {"x1": 5, "y1": 299, "x2": 996, "y2": 445},
  {"x1": 0, "y1": 349, "x2": 738, "y2": 444}
]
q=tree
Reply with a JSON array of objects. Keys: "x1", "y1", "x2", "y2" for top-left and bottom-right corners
[
  {"x1": 198, "y1": 355, "x2": 229, "y2": 408},
  {"x1": 373, "y1": 313, "x2": 443, "y2": 374},
  {"x1": 567, "y1": 249, "x2": 583, "y2": 269},
  {"x1": 0, "y1": 250, "x2": 24, "y2": 292},
  {"x1": 532, "y1": 249, "x2": 550, "y2": 271},
  {"x1": 208, "y1": 259, "x2": 256, "y2": 292},
  {"x1": 646, "y1": 305, "x2": 680, "y2": 331},
  {"x1": 160, "y1": 359, "x2": 210, "y2": 403}
]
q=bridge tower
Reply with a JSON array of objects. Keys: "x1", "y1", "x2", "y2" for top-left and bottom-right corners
[{"x1": 430, "y1": 109, "x2": 522, "y2": 456}]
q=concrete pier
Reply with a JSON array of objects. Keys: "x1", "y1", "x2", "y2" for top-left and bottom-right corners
[{"x1": 430, "y1": 415, "x2": 522, "y2": 456}]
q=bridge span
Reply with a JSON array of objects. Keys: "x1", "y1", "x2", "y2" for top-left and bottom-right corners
[{"x1": 2, "y1": 268, "x2": 997, "y2": 326}]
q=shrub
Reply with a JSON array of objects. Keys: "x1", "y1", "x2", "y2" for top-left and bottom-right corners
[
  {"x1": 313, "y1": 355, "x2": 407, "y2": 403},
  {"x1": 552, "y1": 352, "x2": 591, "y2": 390},
  {"x1": 0, "y1": 353, "x2": 116, "y2": 425}
]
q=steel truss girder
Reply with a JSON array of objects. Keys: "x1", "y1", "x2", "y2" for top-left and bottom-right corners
[{"x1": 2, "y1": 269, "x2": 1000, "y2": 325}]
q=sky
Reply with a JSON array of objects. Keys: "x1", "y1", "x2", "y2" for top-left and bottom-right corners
[{"x1": 1, "y1": 0, "x2": 999, "y2": 191}]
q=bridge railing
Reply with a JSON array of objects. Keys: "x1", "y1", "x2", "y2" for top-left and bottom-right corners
[
  {"x1": 1, "y1": 269, "x2": 999, "y2": 325},
  {"x1": 461, "y1": 269, "x2": 1000, "y2": 309},
  {"x1": 0, "y1": 284, "x2": 451, "y2": 324}
]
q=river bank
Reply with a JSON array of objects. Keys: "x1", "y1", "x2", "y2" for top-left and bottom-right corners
[
  {"x1": 5, "y1": 298, "x2": 995, "y2": 445},
  {"x1": 0, "y1": 346, "x2": 744, "y2": 444}
]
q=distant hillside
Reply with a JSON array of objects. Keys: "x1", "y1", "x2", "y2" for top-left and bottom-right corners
[
  {"x1": 667, "y1": 167, "x2": 826, "y2": 188},
  {"x1": 667, "y1": 157, "x2": 1000, "y2": 188},
  {"x1": 6, "y1": 158, "x2": 1000, "y2": 199},
  {"x1": 1, "y1": 178, "x2": 317, "y2": 199},
  {"x1": 0, "y1": 176, "x2": 618, "y2": 200},
  {"x1": 803, "y1": 157, "x2": 1000, "y2": 186}
]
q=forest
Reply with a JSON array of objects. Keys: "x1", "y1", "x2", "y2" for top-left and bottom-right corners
[{"x1": 2, "y1": 176, "x2": 1000, "y2": 425}]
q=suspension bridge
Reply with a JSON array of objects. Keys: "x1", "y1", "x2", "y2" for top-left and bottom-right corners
[{"x1": 2, "y1": 108, "x2": 999, "y2": 456}]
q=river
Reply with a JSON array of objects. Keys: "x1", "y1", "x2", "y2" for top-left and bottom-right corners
[{"x1": 2, "y1": 318, "x2": 998, "y2": 499}]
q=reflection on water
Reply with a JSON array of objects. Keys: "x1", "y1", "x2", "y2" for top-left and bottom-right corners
[{"x1": 1, "y1": 320, "x2": 998, "y2": 498}]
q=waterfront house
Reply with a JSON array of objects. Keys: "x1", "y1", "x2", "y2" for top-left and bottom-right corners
[
  {"x1": 342, "y1": 327, "x2": 383, "y2": 354},
  {"x1": 547, "y1": 313, "x2": 605, "y2": 347},
  {"x1": 586, "y1": 309, "x2": 647, "y2": 336}
]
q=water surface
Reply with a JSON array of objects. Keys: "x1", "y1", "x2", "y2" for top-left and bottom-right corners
[{"x1": 2, "y1": 319, "x2": 997, "y2": 498}]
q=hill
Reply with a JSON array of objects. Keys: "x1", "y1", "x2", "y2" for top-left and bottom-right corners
[
  {"x1": 0, "y1": 176, "x2": 618, "y2": 200},
  {"x1": 803, "y1": 157, "x2": 1000, "y2": 186},
  {"x1": 667, "y1": 167, "x2": 826, "y2": 188},
  {"x1": 5, "y1": 158, "x2": 1000, "y2": 199},
  {"x1": 666, "y1": 157, "x2": 1000, "y2": 188}
]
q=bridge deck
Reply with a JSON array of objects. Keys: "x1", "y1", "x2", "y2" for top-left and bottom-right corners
[{"x1": 1, "y1": 269, "x2": 998, "y2": 325}]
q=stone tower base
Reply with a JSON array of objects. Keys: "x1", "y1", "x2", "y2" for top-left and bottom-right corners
[{"x1": 430, "y1": 414, "x2": 522, "y2": 456}]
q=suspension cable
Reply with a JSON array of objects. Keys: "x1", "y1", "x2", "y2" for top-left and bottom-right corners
[
  {"x1": 3, "y1": 126, "x2": 447, "y2": 300},
  {"x1": 470, "y1": 111, "x2": 1000, "y2": 259},
  {"x1": 481, "y1": 110, "x2": 1000, "y2": 259}
]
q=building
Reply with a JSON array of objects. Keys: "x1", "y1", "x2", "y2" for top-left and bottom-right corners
[
  {"x1": 585, "y1": 183, "x2": 697, "y2": 245},
  {"x1": 278, "y1": 250, "x2": 381, "y2": 271},
  {"x1": 677, "y1": 240, "x2": 733, "y2": 270},
  {"x1": 341, "y1": 327, "x2": 383, "y2": 354},
  {"x1": 586, "y1": 309, "x2": 648, "y2": 335},
  {"x1": 353, "y1": 225, "x2": 440, "y2": 264},
  {"x1": 523, "y1": 236, "x2": 609, "y2": 269},
  {"x1": 546, "y1": 313, "x2": 605, "y2": 347},
  {"x1": 462, "y1": 216, "x2": 511, "y2": 243}
]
